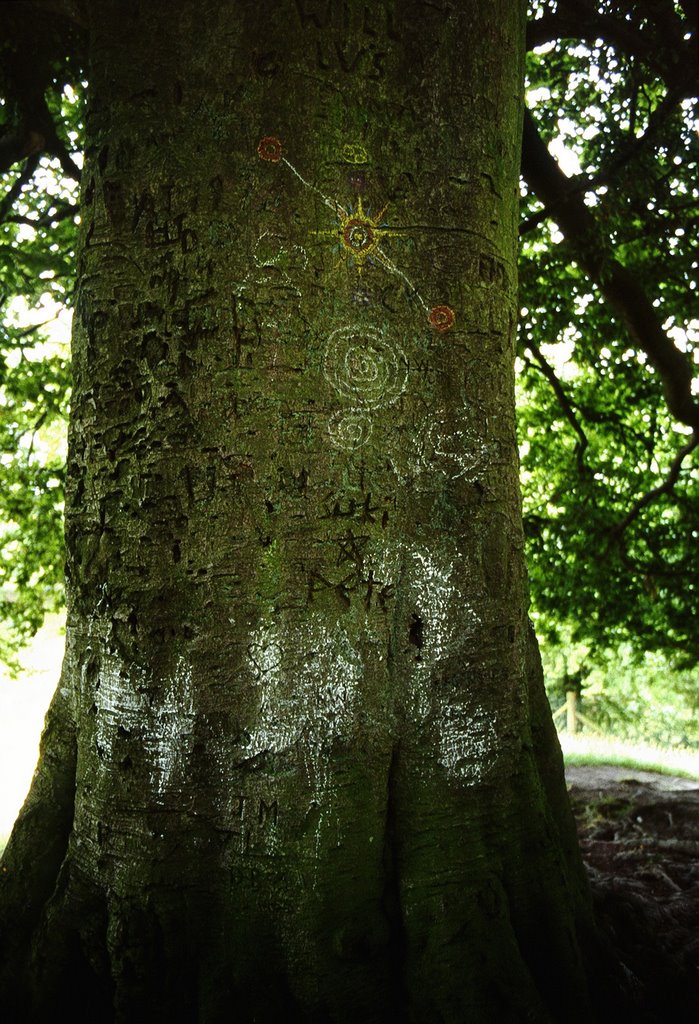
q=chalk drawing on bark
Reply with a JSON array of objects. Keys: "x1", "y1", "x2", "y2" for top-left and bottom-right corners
[
  {"x1": 424, "y1": 423, "x2": 496, "y2": 481},
  {"x1": 232, "y1": 230, "x2": 308, "y2": 339},
  {"x1": 322, "y1": 323, "x2": 407, "y2": 450},
  {"x1": 256, "y1": 137, "x2": 455, "y2": 330}
]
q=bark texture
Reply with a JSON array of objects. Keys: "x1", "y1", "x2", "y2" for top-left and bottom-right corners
[{"x1": 1, "y1": 1, "x2": 601, "y2": 1020}]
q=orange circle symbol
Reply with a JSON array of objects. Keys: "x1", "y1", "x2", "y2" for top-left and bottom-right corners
[
  {"x1": 257, "y1": 136, "x2": 283, "y2": 162},
  {"x1": 429, "y1": 305, "x2": 456, "y2": 332}
]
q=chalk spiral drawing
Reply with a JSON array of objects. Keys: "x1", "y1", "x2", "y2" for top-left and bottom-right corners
[
  {"x1": 323, "y1": 325, "x2": 407, "y2": 404},
  {"x1": 326, "y1": 410, "x2": 373, "y2": 451},
  {"x1": 257, "y1": 136, "x2": 455, "y2": 331},
  {"x1": 323, "y1": 324, "x2": 408, "y2": 450}
]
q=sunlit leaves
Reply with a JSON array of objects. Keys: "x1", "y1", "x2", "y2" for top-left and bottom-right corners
[
  {"x1": 0, "y1": 79, "x2": 80, "y2": 669},
  {"x1": 520, "y1": 1, "x2": 699, "y2": 663}
]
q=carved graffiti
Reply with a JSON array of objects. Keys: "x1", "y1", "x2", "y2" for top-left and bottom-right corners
[
  {"x1": 306, "y1": 565, "x2": 393, "y2": 611},
  {"x1": 294, "y1": 1, "x2": 401, "y2": 43},
  {"x1": 144, "y1": 213, "x2": 197, "y2": 253},
  {"x1": 320, "y1": 491, "x2": 387, "y2": 523},
  {"x1": 228, "y1": 794, "x2": 280, "y2": 855},
  {"x1": 335, "y1": 528, "x2": 370, "y2": 566},
  {"x1": 314, "y1": 40, "x2": 387, "y2": 78}
]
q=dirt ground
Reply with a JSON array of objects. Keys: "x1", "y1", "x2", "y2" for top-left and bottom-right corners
[{"x1": 566, "y1": 765, "x2": 699, "y2": 1022}]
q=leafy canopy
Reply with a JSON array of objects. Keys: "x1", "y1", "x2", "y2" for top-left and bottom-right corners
[
  {"x1": 0, "y1": 7, "x2": 83, "y2": 667},
  {"x1": 521, "y1": 0, "x2": 698, "y2": 664}
]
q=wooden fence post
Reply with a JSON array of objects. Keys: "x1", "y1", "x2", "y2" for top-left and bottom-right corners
[{"x1": 566, "y1": 690, "x2": 578, "y2": 735}]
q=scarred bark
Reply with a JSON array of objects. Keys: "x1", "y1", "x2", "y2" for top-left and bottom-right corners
[{"x1": 1, "y1": 2, "x2": 606, "y2": 1021}]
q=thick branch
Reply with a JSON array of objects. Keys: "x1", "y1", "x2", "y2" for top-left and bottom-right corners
[
  {"x1": 520, "y1": 83, "x2": 692, "y2": 237},
  {"x1": 527, "y1": 13, "x2": 656, "y2": 60},
  {"x1": 521, "y1": 108, "x2": 699, "y2": 432},
  {"x1": 0, "y1": 94, "x2": 81, "y2": 180},
  {"x1": 0, "y1": 4, "x2": 84, "y2": 177},
  {"x1": 527, "y1": 1, "x2": 693, "y2": 92}
]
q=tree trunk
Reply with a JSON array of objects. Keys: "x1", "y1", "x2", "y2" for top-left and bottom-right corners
[{"x1": 1, "y1": 1, "x2": 602, "y2": 1020}]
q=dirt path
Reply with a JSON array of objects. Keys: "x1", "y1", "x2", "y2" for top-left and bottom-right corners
[
  {"x1": 566, "y1": 762, "x2": 699, "y2": 793},
  {"x1": 566, "y1": 765, "x2": 699, "y2": 1022}
]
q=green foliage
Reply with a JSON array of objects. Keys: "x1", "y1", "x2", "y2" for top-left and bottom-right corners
[
  {"x1": 542, "y1": 636, "x2": 699, "y2": 749},
  {"x1": 0, "y1": 79, "x2": 81, "y2": 669},
  {"x1": 520, "y1": 0, "x2": 699, "y2": 664}
]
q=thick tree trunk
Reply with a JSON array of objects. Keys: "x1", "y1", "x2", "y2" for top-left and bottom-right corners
[{"x1": 1, "y1": 1, "x2": 602, "y2": 1020}]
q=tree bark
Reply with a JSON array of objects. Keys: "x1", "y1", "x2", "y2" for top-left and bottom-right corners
[{"x1": 1, "y1": 1, "x2": 602, "y2": 1020}]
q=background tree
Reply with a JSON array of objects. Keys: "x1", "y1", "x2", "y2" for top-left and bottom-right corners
[{"x1": 0, "y1": 2, "x2": 81, "y2": 665}]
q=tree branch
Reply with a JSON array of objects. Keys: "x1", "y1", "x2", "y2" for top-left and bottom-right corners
[
  {"x1": 524, "y1": 341, "x2": 589, "y2": 471},
  {"x1": 0, "y1": 95, "x2": 81, "y2": 180},
  {"x1": 527, "y1": 13, "x2": 655, "y2": 60},
  {"x1": 521, "y1": 108, "x2": 699, "y2": 432},
  {"x1": 520, "y1": 82, "x2": 693, "y2": 237},
  {"x1": 0, "y1": 3, "x2": 85, "y2": 177},
  {"x1": 0, "y1": 154, "x2": 40, "y2": 224},
  {"x1": 527, "y1": 1, "x2": 693, "y2": 92},
  {"x1": 611, "y1": 432, "x2": 698, "y2": 539}
]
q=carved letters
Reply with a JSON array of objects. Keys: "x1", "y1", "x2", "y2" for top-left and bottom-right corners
[
  {"x1": 294, "y1": 0, "x2": 399, "y2": 78},
  {"x1": 232, "y1": 794, "x2": 280, "y2": 842}
]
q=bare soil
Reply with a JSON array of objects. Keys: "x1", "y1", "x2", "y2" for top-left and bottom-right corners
[{"x1": 566, "y1": 765, "x2": 699, "y2": 1022}]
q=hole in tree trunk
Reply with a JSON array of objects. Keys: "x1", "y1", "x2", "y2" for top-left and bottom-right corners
[{"x1": 408, "y1": 613, "x2": 423, "y2": 654}]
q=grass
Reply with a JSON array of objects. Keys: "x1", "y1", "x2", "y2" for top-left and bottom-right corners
[{"x1": 559, "y1": 732, "x2": 699, "y2": 781}]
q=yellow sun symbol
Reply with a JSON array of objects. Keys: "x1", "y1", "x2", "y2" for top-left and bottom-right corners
[
  {"x1": 257, "y1": 137, "x2": 456, "y2": 330},
  {"x1": 316, "y1": 196, "x2": 398, "y2": 274}
]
